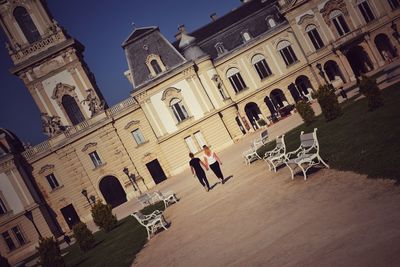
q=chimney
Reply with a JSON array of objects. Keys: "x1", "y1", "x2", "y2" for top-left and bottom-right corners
[
  {"x1": 210, "y1": 13, "x2": 217, "y2": 21},
  {"x1": 175, "y1": 24, "x2": 186, "y2": 40}
]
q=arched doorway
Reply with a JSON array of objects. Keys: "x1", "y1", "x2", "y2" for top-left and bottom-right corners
[
  {"x1": 295, "y1": 75, "x2": 313, "y2": 95},
  {"x1": 264, "y1": 96, "x2": 276, "y2": 114},
  {"x1": 99, "y1": 176, "x2": 127, "y2": 208},
  {"x1": 270, "y1": 89, "x2": 287, "y2": 109},
  {"x1": 244, "y1": 102, "x2": 262, "y2": 130},
  {"x1": 324, "y1": 60, "x2": 345, "y2": 82},
  {"x1": 374, "y1": 33, "x2": 396, "y2": 61},
  {"x1": 345, "y1": 45, "x2": 373, "y2": 77},
  {"x1": 62, "y1": 95, "x2": 85, "y2": 125}
]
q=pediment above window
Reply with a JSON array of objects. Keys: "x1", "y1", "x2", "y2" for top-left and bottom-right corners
[
  {"x1": 81, "y1": 142, "x2": 97, "y2": 152},
  {"x1": 51, "y1": 83, "x2": 76, "y2": 103},
  {"x1": 161, "y1": 87, "x2": 181, "y2": 102},
  {"x1": 124, "y1": 120, "x2": 140, "y2": 130},
  {"x1": 38, "y1": 164, "x2": 55, "y2": 174}
]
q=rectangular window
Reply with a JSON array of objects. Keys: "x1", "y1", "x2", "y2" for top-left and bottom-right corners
[
  {"x1": 2, "y1": 231, "x2": 16, "y2": 251},
  {"x1": 89, "y1": 151, "x2": 102, "y2": 167},
  {"x1": 132, "y1": 128, "x2": 146, "y2": 145},
  {"x1": 308, "y1": 29, "x2": 325, "y2": 50},
  {"x1": 333, "y1": 15, "x2": 350, "y2": 36},
  {"x1": 254, "y1": 59, "x2": 272, "y2": 79},
  {"x1": 45, "y1": 173, "x2": 60, "y2": 190},
  {"x1": 0, "y1": 197, "x2": 7, "y2": 215},
  {"x1": 359, "y1": 2, "x2": 375, "y2": 23},
  {"x1": 194, "y1": 132, "x2": 207, "y2": 149},
  {"x1": 229, "y1": 73, "x2": 247, "y2": 93},
  {"x1": 11, "y1": 226, "x2": 26, "y2": 246},
  {"x1": 184, "y1": 136, "x2": 198, "y2": 154},
  {"x1": 280, "y1": 46, "x2": 298, "y2": 66}
]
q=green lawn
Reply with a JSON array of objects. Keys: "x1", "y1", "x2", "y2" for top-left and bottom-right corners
[
  {"x1": 257, "y1": 84, "x2": 400, "y2": 181},
  {"x1": 63, "y1": 202, "x2": 165, "y2": 267}
]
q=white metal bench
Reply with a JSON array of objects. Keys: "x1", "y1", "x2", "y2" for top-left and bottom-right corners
[
  {"x1": 154, "y1": 191, "x2": 179, "y2": 209},
  {"x1": 263, "y1": 134, "x2": 286, "y2": 172},
  {"x1": 242, "y1": 129, "x2": 268, "y2": 165},
  {"x1": 284, "y1": 128, "x2": 329, "y2": 180},
  {"x1": 137, "y1": 193, "x2": 154, "y2": 208},
  {"x1": 131, "y1": 210, "x2": 168, "y2": 240}
]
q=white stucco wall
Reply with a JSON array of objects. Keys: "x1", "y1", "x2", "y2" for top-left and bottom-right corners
[
  {"x1": 151, "y1": 92, "x2": 178, "y2": 134},
  {"x1": 0, "y1": 172, "x2": 24, "y2": 214},
  {"x1": 174, "y1": 80, "x2": 204, "y2": 119}
]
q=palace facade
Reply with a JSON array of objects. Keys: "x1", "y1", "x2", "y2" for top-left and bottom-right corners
[{"x1": 1, "y1": 0, "x2": 399, "y2": 264}]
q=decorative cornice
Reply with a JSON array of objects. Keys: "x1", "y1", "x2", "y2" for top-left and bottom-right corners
[
  {"x1": 297, "y1": 13, "x2": 315, "y2": 25},
  {"x1": 161, "y1": 87, "x2": 181, "y2": 101},
  {"x1": 81, "y1": 142, "x2": 97, "y2": 152},
  {"x1": 38, "y1": 164, "x2": 55, "y2": 174},
  {"x1": 124, "y1": 120, "x2": 140, "y2": 130}
]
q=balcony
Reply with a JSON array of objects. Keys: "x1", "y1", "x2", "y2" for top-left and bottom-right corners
[{"x1": 10, "y1": 30, "x2": 68, "y2": 65}]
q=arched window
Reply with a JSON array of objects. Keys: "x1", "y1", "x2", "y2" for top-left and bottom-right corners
[
  {"x1": 62, "y1": 95, "x2": 85, "y2": 125},
  {"x1": 306, "y1": 25, "x2": 325, "y2": 50},
  {"x1": 227, "y1": 68, "x2": 247, "y2": 93},
  {"x1": 13, "y1": 6, "x2": 41, "y2": 44},
  {"x1": 170, "y1": 98, "x2": 189, "y2": 122},
  {"x1": 267, "y1": 17, "x2": 277, "y2": 28},
  {"x1": 357, "y1": 0, "x2": 375, "y2": 23},
  {"x1": 215, "y1": 42, "x2": 226, "y2": 55},
  {"x1": 277, "y1": 40, "x2": 298, "y2": 66},
  {"x1": 251, "y1": 54, "x2": 272, "y2": 80},
  {"x1": 388, "y1": 0, "x2": 400, "y2": 9},
  {"x1": 150, "y1": 59, "x2": 162, "y2": 75},
  {"x1": 329, "y1": 10, "x2": 350, "y2": 36},
  {"x1": 242, "y1": 31, "x2": 251, "y2": 42}
]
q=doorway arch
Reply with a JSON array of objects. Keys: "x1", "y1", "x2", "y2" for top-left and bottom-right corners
[
  {"x1": 244, "y1": 102, "x2": 262, "y2": 130},
  {"x1": 374, "y1": 33, "x2": 396, "y2": 60},
  {"x1": 295, "y1": 75, "x2": 313, "y2": 95},
  {"x1": 270, "y1": 89, "x2": 287, "y2": 109},
  {"x1": 345, "y1": 45, "x2": 373, "y2": 77},
  {"x1": 288, "y1": 83, "x2": 302, "y2": 102},
  {"x1": 99, "y1": 176, "x2": 127, "y2": 208},
  {"x1": 324, "y1": 60, "x2": 345, "y2": 82}
]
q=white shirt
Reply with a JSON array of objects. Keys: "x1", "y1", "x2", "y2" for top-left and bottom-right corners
[{"x1": 204, "y1": 152, "x2": 217, "y2": 165}]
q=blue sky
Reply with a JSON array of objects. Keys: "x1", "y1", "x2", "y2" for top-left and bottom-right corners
[{"x1": 0, "y1": 0, "x2": 240, "y2": 145}]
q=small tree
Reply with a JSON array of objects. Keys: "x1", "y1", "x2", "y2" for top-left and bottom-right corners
[
  {"x1": 295, "y1": 100, "x2": 315, "y2": 125},
  {"x1": 315, "y1": 84, "x2": 342, "y2": 121},
  {"x1": 72, "y1": 222, "x2": 95, "y2": 252},
  {"x1": 257, "y1": 119, "x2": 267, "y2": 127},
  {"x1": 0, "y1": 254, "x2": 11, "y2": 267},
  {"x1": 91, "y1": 200, "x2": 117, "y2": 232},
  {"x1": 36, "y1": 237, "x2": 65, "y2": 267},
  {"x1": 359, "y1": 75, "x2": 383, "y2": 110}
]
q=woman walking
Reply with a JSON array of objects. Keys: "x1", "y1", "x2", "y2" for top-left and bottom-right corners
[
  {"x1": 203, "y1": 145, "x2": 225, "y2": 184},
  {"x1": 189, "y1": 152, "x2": 211, "y2": 191}
]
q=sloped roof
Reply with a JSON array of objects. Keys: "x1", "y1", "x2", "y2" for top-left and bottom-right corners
[{"x1": 122, "y1": 26, "x2": 158, "y2": 47}]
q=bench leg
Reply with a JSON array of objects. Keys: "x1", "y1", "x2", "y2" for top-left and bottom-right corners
[
  {"x1": 285, "y1": 162, "x2": 295, "y2": 180},
  {"x1": 319, "y1": 156, "x2": 330, "y2": 169}
]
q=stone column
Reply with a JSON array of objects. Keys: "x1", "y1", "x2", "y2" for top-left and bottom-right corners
[
  {"x1": 335, "y1": 51, "x2": 356, "y2": 81},
  {"x1": 360, "y1": 39, "x2": 378, "y2": 70}
]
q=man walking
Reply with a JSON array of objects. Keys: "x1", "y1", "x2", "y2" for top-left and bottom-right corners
[{"x1": 189, "y1": 153, "x2": 211, "y2": 191}]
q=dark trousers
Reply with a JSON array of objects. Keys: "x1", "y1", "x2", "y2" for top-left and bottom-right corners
[
  {"x1": 209, "y1": 162, "x2": 223, "y2": 179},
  {"x1": 197, "y1": 175, "x2": 210, "y2": 189}
]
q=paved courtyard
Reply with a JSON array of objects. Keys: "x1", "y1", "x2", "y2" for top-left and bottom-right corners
[{"x1": 121, "y1": 106, "x2": 400, "y2": 267}]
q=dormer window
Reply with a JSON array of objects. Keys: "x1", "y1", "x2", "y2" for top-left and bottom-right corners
[
  {"x1": 215, "y1": 42, "x2": 226, "y2": 55},
  {"x1": 146, "y1": 54, "x2": 166, "y2": 77},
  {"x1": 242, "y1": 31, "x2": 251, "y2": 42},
  {"x1": 150, "y1": 59, "x2": 162, "y2": 75},
  {"x1": 267, "y1": 17, "x2": 277, "y2": 28}
]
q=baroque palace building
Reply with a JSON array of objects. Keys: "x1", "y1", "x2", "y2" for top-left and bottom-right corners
[{"x1": 1, "y1": 0, "x2": 399, "y2": 264}]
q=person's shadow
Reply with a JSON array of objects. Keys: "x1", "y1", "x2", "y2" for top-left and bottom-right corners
[{"x1": 222, "y1": 175, "x2": 234, "y2": 184}]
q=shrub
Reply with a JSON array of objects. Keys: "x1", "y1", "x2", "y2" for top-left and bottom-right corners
[
  {"x1": 257, "y1": 119, "x2": 267, "y2": 127},
  {"x1": 359, "y1": 75, "x2": 383, "y2": 110},
  {"x1": 0, "y1": 254, "x2": 11, "y2": 267},
  {"x1": 36, "y1": 237, "x2": 65, "y2": 267},
  {"x1": 91, "y1": 200, "x2": 117, "y2": 232},
  {"x1": 295, "y1": 100, "x2": 315, "y2": 125},
  {"x1": 72, "y1": 222, "x2": 95, "y2": 252},
  {"x1": 315, "y1": 84, "x2": 342, "y2": 121}
]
